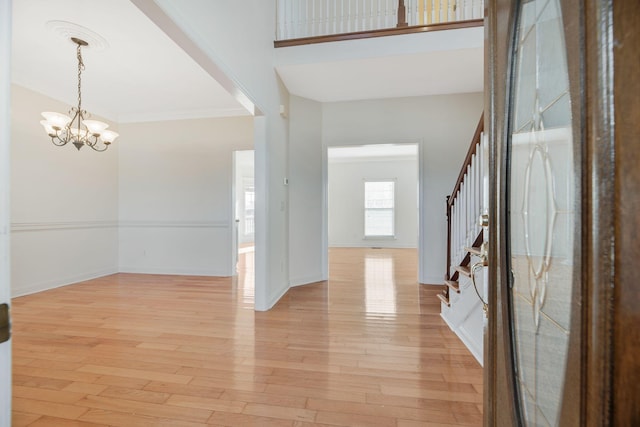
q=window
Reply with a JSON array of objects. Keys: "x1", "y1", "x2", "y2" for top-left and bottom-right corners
[
  {"x1": 243, "y1": 181, "x2": 255, "y2": 235},
  {"x1": 364, "y1": 180, "x2": 395, "y2": 237}
]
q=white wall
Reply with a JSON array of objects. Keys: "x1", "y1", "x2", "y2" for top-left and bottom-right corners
[
  {"x1": 154, "y1": 0, "x2": 291, "y2": 310},
  {"x1": 328, "y1": 157, "x2": 418, "y2": 248},
  {"x1": 288, "y1": 95, "x2": 323, "y2": 287},
  {"x1": 10, "y1": 85, "x2": 119, "y2": 297},
  {"x1": 118, "y1": 116, "x2": 253, "y2": 276},
  {"x1": 323, "y1": 93, "x2": 484, "y2": 284}
]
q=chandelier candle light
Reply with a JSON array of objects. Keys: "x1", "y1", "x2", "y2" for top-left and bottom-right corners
[{"x1": 40, "y1": 37, "x2": 118, "y2": 151}]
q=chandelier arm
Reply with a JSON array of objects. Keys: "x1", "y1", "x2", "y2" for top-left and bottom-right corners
[
  {"x1": 50, "y1": 135, "x2": 69, "y2": 147},
  {"x1": 87, "y1": 141, "x2": 108, "y2": 152}
]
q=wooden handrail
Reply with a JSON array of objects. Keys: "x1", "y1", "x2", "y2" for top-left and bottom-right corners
[
  {"x1": 447, "y1": 113, "x2": 484, "y2": 210},
  {"x1": 445, "y1": 112, "x2": 484, "y2": 284},
  {"x1": 274, "y1": 19, "x2": 483, "y2": 48}
]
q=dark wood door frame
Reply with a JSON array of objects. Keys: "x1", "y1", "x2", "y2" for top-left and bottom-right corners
[{"x1": 484, "y1": 0, "x2": 640, "y2": 425}]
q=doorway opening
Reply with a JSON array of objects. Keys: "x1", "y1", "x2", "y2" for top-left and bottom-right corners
[
  {"x1": 326, "y1": 143, "x2": 420, "y2": 316},
  {"x1": 232, "y1": 150, "x2": 255, "y2": 304}
]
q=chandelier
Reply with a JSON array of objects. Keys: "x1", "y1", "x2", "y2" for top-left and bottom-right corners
[{"x1": 40, "y1": 37, "x2": 118, "y2": 151}]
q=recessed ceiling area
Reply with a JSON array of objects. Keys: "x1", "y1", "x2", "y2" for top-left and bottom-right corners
[
  {"x1": 276, "y1": 26, "x2": 484, "y2": 103},
  {"x1": 11, "y1": 0, "x2": 251, "y2": 123}
]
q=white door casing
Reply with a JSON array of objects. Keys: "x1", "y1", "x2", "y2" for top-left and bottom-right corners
[{"x1": 0, "y1": 0, "x2": 12, "y2": 425}]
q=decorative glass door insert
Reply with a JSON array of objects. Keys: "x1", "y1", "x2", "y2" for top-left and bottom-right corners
[{"x1": 507, "y1": 0, "x2": 576, "y2": 425}]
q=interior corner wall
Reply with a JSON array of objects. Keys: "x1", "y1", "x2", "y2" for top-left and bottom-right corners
[
  {"x1": 288, "y1": 95, "x2": 323, "y2": 287},
  {"x1": 10, "y1": 84, "x2": 119, "y2": 297},
  {"x1": 322, "y1": 92, "x2": 484, "y2": 284},
  {"x1": 118, "y1": 116, "x2": 253, "y2": 276},
  {"x1": 155, "y1": 0, "x2": 291, "y2": 310},
  {"x1": 328, "y1": 157, "x2": 418, "y2": 248}
]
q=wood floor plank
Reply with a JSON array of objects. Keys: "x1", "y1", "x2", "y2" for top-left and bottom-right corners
[
  {"x1": 78, "y1": 408, "x2": 208, "y2": 427},
  {"x1": 27, "y1": 416, "x2": 107, "y2": 427},
  {"x1": 75, "y1": 395, "x2": 213, "y2": 423},
  {"x1": 11, "y1": 247, "x2": 483, "y2": 426},
  {"x1": 10, "y1": 411, "x2": 42, "y2": 427},
  {"x1": 206, "y1": 411, "x2": 295, "y2": 427},
  {"x1": 12, "y1": 397, "x2": 89, "y2": 420}
]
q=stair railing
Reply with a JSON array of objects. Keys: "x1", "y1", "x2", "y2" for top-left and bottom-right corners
[
  {"x1": 445, "y1": 114, "x2": 485, "y2": 296},
  {"x1": 275, "y1": 0, "x2": 485, "y2": 40}
]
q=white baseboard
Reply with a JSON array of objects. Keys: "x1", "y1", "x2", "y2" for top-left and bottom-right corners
[
  {"x1": 420, "y1": 277, "x2": 444, "y2": 286},
  {"x1": 118, "y1": 266, "x2": 230, "y2": 277},
  {"x1": 329, "y1": 243, "x2": 418, "y2": 249},
  {"x1": 12, "y1": 267, "x2": 118, "y2": 298},
  {"x1": 261, "y1": 283, "x2": 289, "y2": 312},
  {"x1": 290, "y1": 273, "x2": 325, "y2": 287},
  {"x1": 441, "y1": 312, "x2": 484, "y2": 366}
]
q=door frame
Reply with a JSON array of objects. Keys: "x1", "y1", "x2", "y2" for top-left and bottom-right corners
[
  {"x1": 230, "y1": 150, "x2": 256, "y2": 276},
  {"x1": 484, "y1": 0, "x2": 640, "y2": 425},
  {"x1": 321, "y1": 140, "x2": 425, "y2": 282},
  {"x1": 0, "y1": 0, "x2": 12, "y2": 424}
]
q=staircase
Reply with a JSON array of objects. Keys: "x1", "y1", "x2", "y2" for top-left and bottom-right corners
[{"x1": 438, "y1": 114, "x2": 487, "y2": 365}]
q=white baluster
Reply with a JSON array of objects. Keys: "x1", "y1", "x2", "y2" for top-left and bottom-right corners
[
  {"x1": 451, "y1": 203, "x2": 456, "y2": 276},
  {"x1": 456, "y1": 201, "x2": 460, "y2": 270},
  {"x1": 276, "y1": 0, "x2": 282, "y2": 39},
  {"x1": 477, "y1": 141, "x2": 482, "y2": 231},
  {"x1": 310, "y1": 0, "x2": 316, "y2": 36},
  {"x1": 470, "y1": 161, "x2": 475, "y2": 239},
  {"x1": 324, "y1": 0, "x2": 329, "y2": 35},
  {"x1": 455, "y1": 197, "x2": 460, "y2": 266},
  {"x1": 469, "y1": 167, "x2": 473, "y2": 242},
  {"x1": 453, "y1": 196, "x2": 458, "y2": 268},
  {"x1": 467, "y1": 163, "x2": 471, "y2": 244},
  {"x1": 474, "y1": 154, "x2": 478, "y2": 235},
  {"x1": 460, "y1": 183, "x2": 464, "y2": 263},
  {"x1": 462, "y1": 181, "x2": 467, "y2": 260},
  {"x1": 304, "y1": 0, "x2": 309, "y2": 37},
  {"x1": 467, "y1": 165, "x2": 472, "y2": 244}
]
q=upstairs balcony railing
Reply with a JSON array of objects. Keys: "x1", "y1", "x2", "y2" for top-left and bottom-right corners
[{"x1": 276, "y1": 0, "x2": 484, "y2": 41}]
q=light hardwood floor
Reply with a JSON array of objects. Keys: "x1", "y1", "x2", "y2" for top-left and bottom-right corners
[{"x1": 11, "y1": 247, "x2": 483, "y2": 426}]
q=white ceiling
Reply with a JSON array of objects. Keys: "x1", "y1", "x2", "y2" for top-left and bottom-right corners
[
  {"x1": 11, "y1": 1, "x2": 484, "y2": 124},
  {"x1": 11, "y1": 0, "x2": 250, "y2": 123},
  {"x1": 328, "y1": 144, "x2": 418, "y2": 161},
  {"x1": 276, "y1": 26, "x2": 484, "y2": 103}
]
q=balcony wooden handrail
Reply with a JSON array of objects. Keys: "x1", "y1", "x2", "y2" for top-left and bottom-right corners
[{"x1": 274, "y1": 19, "x2": 483, "y2": 47}]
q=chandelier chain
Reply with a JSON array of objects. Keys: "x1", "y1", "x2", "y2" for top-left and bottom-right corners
[{"x1": 76, "y1": 42, "x2": 84, "y2": 111}]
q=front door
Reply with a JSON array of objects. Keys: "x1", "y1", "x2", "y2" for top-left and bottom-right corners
[{"x1": 485, "y1": 0, "x2": 640, "y2": 425}]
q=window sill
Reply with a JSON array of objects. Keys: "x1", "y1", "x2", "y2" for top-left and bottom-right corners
[{"x1": 363, "y1": 236, "x2": 397, "y2": 240}]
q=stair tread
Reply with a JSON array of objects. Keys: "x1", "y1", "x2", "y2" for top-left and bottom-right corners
[
  {"x1": 445, "y1": 280, "x2": 460, "y2": 293},
  {"x1": 455, "y1": 265, "x2": 472, "y2": 277},
  {"x1": 437, "y1": 293, "x2": 450, "y2": 307},
  {"x1": 464, "y1": 246, "x2": 482, "y2": 256}
]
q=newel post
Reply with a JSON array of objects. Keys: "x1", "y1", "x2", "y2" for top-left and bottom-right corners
[{"x1": 397, "y1": 0, "x2": 408, "y2": 27}]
